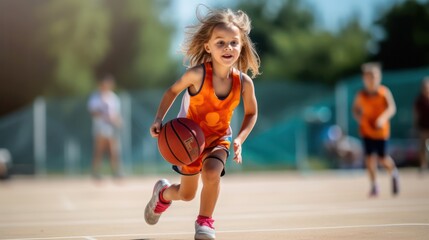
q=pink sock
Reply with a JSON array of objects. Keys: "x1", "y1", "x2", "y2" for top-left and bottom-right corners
[
  {"x1": 197, "y1": 215, "x2": 214, "y2": 229},
  {"x1": 159, "y1": 186, "x2": 171, "y2": 204},
  {"x1": 197, "y1": 215, "x2": 212, "y2": 220}
]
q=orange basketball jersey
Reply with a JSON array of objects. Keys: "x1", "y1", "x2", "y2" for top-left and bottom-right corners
[
  {"x1": 178, "y1": 62, "x2": 241, "y2": 148},
  {"x1": 355, "y1": 85, "x2": 390, "y2": 140}
]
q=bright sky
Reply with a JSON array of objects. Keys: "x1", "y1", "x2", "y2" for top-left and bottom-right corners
[
  {"x1": 307, "y1": 0, "x2": 406, "y2": 30},
  {"x1": 168, "y1": 0, "x2": 407, "y2": 51},
  {"x1": 171, "y1": 0, "x2": 407, "y2": 28}
]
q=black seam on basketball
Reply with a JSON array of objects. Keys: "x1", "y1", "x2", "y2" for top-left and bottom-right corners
[
  {"x1": 177, "y1": 118, "x2": 202, "y2": 156},
  {"x1": 164, "y1": 121, "x2": 187, "y2": 165},
  {"x1": 170, "y1": 120, "x2": 193, "y2": 164}
]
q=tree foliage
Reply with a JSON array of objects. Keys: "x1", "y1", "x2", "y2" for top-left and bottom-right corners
[
  {"x1": 38, "y1": 0, "x2": 111, "y2": 96},
  {"x1": 236, "y1": 0, "x2": 370, "y2": 84},
  {"x1": 374, "y1": 0, "x2": 429, "y2": 69},
  {"x1": 98, "y1": 0, "x2": 176, "y2": 90},
  {"x1": 3, "y1": 0, "x2": 429, "y2": 116},
  {"x1": 1, "y1": 0, "x2": 176, "y2": 115},
  {"x1": 38, "y1": 0, "x2": 175, "y2": 95}
]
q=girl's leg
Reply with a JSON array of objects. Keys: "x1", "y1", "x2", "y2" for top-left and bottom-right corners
[
  {"x1": 145, "y1": 174, "x2": 199, "y2": 225},
  {"x1": 92, "y1": 136, "x2": 107, "y2": 178},
  {"x1": 193, "y1": 149, "x2": 226, "y2": 239},
  {"x1": 199, "y1": 149, "x2": 227, "y2": 217},
  {"x1": 106, "y1": 137, "x2": 121, "y2": 177},
  {"x1": 163, "y1": 174, "x2": 200, "y2": 202}
]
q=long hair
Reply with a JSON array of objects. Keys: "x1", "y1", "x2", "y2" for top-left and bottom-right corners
[{"x1": 181, "y1": 5, "x2": 260, "y2": 78}]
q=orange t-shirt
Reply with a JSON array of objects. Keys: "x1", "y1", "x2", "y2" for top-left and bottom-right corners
[
  {"x1": 178, "y1": 62, "x2": 241, "y2": 148},
  {"x1": 355, "y1": 85, "x2": 390, "y2": 140}
]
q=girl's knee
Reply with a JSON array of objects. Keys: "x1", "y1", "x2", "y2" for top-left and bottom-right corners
[
  {"x1": 179, "y1": 191, "x2": 196, "y2": 201},
  {"x1": 177, "y1": 183, "x2": 197, "y2": 201},
  {"x1": 201, "y1": 153, "x2": 225, "y2": 184},
  {"x1": 201, "y1": 167, "x2": 221, "y2": 184}
]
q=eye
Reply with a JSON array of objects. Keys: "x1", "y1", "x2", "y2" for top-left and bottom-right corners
[
  {"x1": 230, "y1": 41, "x2": 238, "y2": 47},
  {"x1": 216, "y1": 41, "x2": 225, "y2": 46}
]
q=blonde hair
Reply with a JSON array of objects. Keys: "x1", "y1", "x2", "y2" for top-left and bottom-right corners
[{"x1": 182, "y1": 5, "x2": 260, "y2": 78}]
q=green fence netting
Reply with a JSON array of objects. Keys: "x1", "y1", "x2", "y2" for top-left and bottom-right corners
[{"x1": 1, "y1": 67, "x2": 428, "y2": 175}]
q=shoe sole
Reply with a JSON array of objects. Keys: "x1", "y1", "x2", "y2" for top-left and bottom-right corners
[
  {"x1": 195, "y1": 222, "x2": 215, "y2": 240},
  {"x1": 195, "y1": 236, "x2": 215, "y2": 240}
]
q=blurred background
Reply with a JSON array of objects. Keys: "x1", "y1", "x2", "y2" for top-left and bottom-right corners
[{"x1": 1, "y1": 0, "x2": 428, "y2": 177}]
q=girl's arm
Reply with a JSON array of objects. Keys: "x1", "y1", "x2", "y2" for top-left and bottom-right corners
[
  {"x1": 376, "y1": 88, "x2": 396, "y2": 128},
  {"x1": 233, "y1": 74, "x2": 258, "y2": 163},
  {"x1": 150, "y1": 66, "x2": 203, "y2": 137}
]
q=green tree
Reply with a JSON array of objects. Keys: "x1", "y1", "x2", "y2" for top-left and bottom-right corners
[
  {"x1": 374, "y1": 0, "x2": 429, "y2": 69},
  {"x1": 98, "y1": 0, "x2": 176, "y2": 89},
  {"x1": 38, "y1": 0, "x2": 111, "y2": 96},
  {"x1": 39, "y1": 0, "x2": 175, "y2": 96},
  {"x1": 236, "y1": 0, "x2": 370, "y2": 84}
]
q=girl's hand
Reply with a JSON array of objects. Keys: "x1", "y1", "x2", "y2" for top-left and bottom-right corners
[
  {"x1": 233, "y1": 139, "x2": 242, "y2": 164},
  {"x1": 150, "y1": 119, "x2": 162, "y2": 138},
  {"x1": 110, "y1": 115, "x2": 122, "y2": 128},
  {"x1": 375, "y1": 116, "x2": 385, "y2": 129}
]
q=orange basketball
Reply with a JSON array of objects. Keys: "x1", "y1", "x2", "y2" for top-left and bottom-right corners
[{"x1": 158, "y1": 118, "x2": 205, "y2": 166}]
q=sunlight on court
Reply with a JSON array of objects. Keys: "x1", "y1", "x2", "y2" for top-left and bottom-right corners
[{"x1": 0, "y1": 170, "x2": 428, "y2": 240}]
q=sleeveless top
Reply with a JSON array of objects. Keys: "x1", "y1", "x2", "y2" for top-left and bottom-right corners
[
  {"x1": 355, "y1": 85, "x2": 390, "y2": 139},
  {"x1": 178, "y1": 62, "x2": 241, "y2": 147}
]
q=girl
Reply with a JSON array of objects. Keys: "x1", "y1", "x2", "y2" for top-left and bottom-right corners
[
  {"x1": 144, "y1": 6, "x2": 260, "y2": 240},
  {"x1": 87, "y1": 74, "x2": 122, "y2": 180}
]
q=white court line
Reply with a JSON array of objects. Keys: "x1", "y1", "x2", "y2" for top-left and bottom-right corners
[
  {"x1": 2, "y1": 204, "x2": 428, "y2": 228},
  {"x1": 82, "y1": 237, "x2": 97, "y2": 240},
  {"x1": 1, "y1": 223, "x2": 428, "y2": 240}
]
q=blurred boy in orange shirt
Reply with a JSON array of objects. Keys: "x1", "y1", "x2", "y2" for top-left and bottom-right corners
[{"x1": 352, "y1": 62, "x2": 399, "y2": 197}]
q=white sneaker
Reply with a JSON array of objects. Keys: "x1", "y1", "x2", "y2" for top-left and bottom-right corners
[
  {"x1": 195, "y1": 216, "x2": 215, "y2": 240},
  {"x1": 144, "y1": 179, "x2": 171, "y2": 225}
]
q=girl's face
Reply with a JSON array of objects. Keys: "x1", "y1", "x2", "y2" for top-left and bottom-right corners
[
  {"x1": 362, "y1": 69, "x2": 381, "y2": 93},
  {"x1": 204, "y1": 23, "x2": 242, "y2": 68},
  {"x1": 99, "y1": 79, "x2": 114, "y2": 92}
]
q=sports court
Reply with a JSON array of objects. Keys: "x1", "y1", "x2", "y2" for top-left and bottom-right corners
[{"x1": 1, "y1": 170, "x2": 428, "y2": 240}]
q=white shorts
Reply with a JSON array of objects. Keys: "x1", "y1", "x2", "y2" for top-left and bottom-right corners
[{"x1": 93, "y1": 119, "x2": 119, "y2": 138}]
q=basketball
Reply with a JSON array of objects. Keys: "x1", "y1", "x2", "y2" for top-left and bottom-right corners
[{"x1": 157, "y1": 118, "x2": 205, "y2": 166}]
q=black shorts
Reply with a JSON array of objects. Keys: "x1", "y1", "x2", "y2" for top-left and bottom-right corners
[{"x1": 362, "y1": 138, "x2": 387, "y2": 157}]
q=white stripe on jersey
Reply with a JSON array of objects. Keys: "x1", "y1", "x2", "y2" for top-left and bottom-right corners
[{"x1": 178, "y1": 90, "x2": 191, "y2": 118}]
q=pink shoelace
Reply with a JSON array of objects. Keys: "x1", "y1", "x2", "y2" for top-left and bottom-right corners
[
  {"x1": 154, "y1": 201, "x2": 170, "y2": 214},
  {"x1": 196, "y1": 216, "x2": 215, "y2": 229}
]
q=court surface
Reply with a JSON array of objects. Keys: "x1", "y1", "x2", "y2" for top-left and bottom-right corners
[{"x1": 1, "y1": 169, "x2": 428, "y2": 240}]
